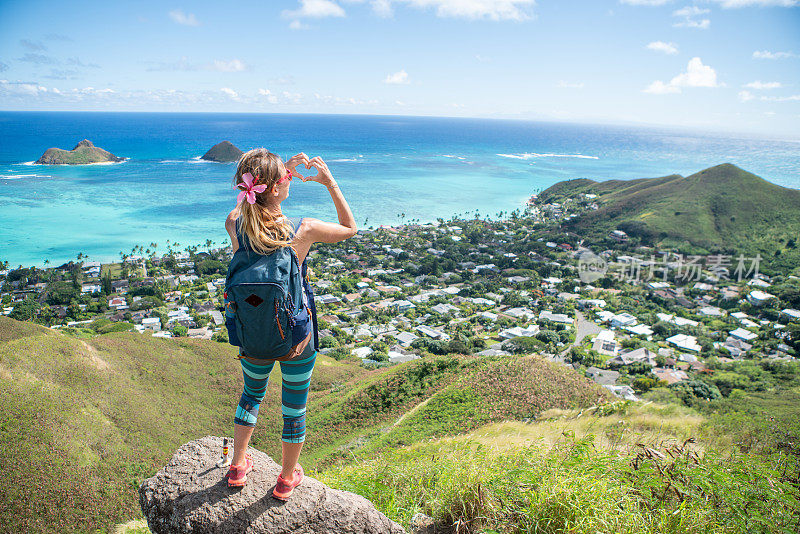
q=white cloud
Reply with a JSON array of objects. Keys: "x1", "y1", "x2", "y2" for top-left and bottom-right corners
[
  {"x1": 740, "y1": 90, "x2": 800, "y2": 102},
  {"x1": 556, "y1": 80, "x2": 584, "y2": 88},
  {"x1": 169, "y1": 9, "x2": 200, "y2": 26},
  {"x1": 209, "y1": 59, "x2": 247, "y2": 72},
  {"x1": 371, "y1": 0, "x2": 394, "y2": 16},
  {"x1": 753, "y1": 50, "x2": 797, "y2": 59},
  {"x1": 619, "y1": 0, "x2": 671, "y2": 5},
  {"x1": 673, "y1": 6, "x2": 709, "y2": 16},
  {"x1": 644, "y1": 57, "x2": 722, "y2": 94},
  {"x1": 283, "y1": 0, "x2": 346, "y2": 18},
  {"x1": 744, "y1": 80, "x2": 783, "y2": 89},
  {"x1": 289, "y1": 20, "x2": 310, "y2": 29},
  {"x1": 396, "y1": 0, "x2": 535, "y2": 20},
  {"x1": 672, "y1": 6, "x2": 710, "y2": 28},
  {"x1": 646, "y1": 41, "x2": 678, "y2": 54},
  {"x1": 710, "y1": 0, "x2": 799, "y2": 7},
  {"x1": 384, "y1": 69, "x2": 410, "y2": 84},
  {"x1": 258, "y1": 88, "x2": 278, "y2": 103},
  {"x1": 282, "y1": 90, "x2": 302, "y2": 104},
  {"x1": 644, "y1": 80, "x2": 681, "y2": 94},
  {"x1": 20, "y1": 39, "x2": 47, "y2": 51},
  {"x1": 220, "y1": 87, "x2": 239, "y2": 99},
  {"x1": 670, "y1": 57, "x2": 721, "y2": 87}
]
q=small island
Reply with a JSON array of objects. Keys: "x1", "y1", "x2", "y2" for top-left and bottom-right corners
[
  {"x1": 35, "y1": 139, "x2": 124, "y2": 165},
  {"x1": 200, "y1": 141, "x2": 243, "y2": 163}
]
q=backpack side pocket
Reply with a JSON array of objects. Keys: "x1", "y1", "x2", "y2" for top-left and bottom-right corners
[{"x1": 224, "y1": 290, "x2": 242, "y2": 347}]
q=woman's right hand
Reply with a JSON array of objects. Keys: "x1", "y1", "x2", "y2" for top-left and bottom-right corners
[
  {"x1": 302, "y1": 156, "x2": 336, "y2": 188},
  {"x1": 286, "y1": 152, "x2": 309, "y2": 179}
]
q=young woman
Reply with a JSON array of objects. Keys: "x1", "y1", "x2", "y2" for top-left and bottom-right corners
[{"x1": 223, "y1": 148, "x2": 356, "y2": 499}]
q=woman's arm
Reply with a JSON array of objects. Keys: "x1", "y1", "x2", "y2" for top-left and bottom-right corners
[
  {"x1": 302, "y1": 156, "x2": 357, "y2": 242},
  {"x1": 225, "y1": 208, "x2": 240, "y2": 253}
]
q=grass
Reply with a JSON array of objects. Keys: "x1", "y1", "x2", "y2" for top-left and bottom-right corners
[
  {"x1": 318, "y1": 401, "x2": 800, "y2": 534},
  {"x1": 4, "y1": 314, "x2": 798, "y2": 533},
  {"x1": 540, "y1": 164, "x2": 800, "y2": 273},
  {"x1": 0, "y1": 316, "x2": 366, "y2": 533}
]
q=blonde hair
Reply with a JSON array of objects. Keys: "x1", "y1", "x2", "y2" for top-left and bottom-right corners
[{"x1": 233, "y1": 148, "x2": 295, "y2": 255}]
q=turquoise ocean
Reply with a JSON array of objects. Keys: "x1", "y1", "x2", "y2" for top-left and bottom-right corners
[{"x1": 1, "y1": 112, "x2": 798, "y2": 267}]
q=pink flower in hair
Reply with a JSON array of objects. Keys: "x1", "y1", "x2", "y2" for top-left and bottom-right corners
[{"x1": 237, "y1": 172, "x2": 268, "y2": 205}]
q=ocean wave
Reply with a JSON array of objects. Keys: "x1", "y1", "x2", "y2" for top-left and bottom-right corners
[
  {"x1": 440, "y1": 154, "x2": 467, "y2": 160},
  {"x1": 329, "y1": 155, "x2": 365, "y2": 162},
  {"x1": 497, "y1": 152, "x2": 599, "y2": 160},
  {"x1": 1, "y1": 173, "x2": 51, "y2": 180},
  {"x1": 26, "y1": 158, "x2": 130, "y2": 166}
]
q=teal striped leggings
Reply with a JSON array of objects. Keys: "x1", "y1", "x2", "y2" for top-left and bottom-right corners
[{"x1": 233, "y1": 348, "x2": 317, "y2": 443}]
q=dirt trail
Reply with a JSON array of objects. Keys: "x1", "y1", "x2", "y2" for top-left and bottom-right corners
[{"x1": 81, "y1": 340, "x2": 111, "y2": 370}]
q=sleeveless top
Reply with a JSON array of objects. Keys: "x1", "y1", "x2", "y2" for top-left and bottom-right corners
[{"x1": 234, "y1": 216, "x2": 319, "y2": 353}]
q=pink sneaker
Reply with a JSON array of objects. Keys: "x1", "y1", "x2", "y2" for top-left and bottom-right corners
[
  {"x1": 226, "y1": 455, "x2": 254, "y2": 487},
  {"x1": 272, "y1": 464, "x2": 304, "y2": 500}
]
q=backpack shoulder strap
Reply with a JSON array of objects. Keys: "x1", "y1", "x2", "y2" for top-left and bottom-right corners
[
  {"x1": 234, "y1": 216, "x2": 251, "y2": 252},
  {"x1": 286, "y1": 216, "x2": 303, "y2": 236}
]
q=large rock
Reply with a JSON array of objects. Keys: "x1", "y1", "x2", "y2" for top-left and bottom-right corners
[
  {"x1": 201, "y1": 141, "x2": 244, "y2": 163},
  {"x1": 139, "y1": 436, "x2": 406, "y2": 534},
  {"x1": 35, "y1": 139, "x2": 124, "y2": 164}
]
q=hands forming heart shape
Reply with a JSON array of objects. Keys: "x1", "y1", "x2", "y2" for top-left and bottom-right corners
[{"x1": 285, "y1": 152, "x2": 335, "y2": 187}]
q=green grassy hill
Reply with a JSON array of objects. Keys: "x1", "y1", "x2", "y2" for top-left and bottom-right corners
[
  {"x1": 0, "y1": 316, "x2": 606, "y2": 533},
  {"x1": 539, "y1": 164, "x2": 800, "y2": 271}
]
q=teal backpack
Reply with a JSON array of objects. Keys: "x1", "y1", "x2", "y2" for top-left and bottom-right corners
[{"x1": 223, "y1": 217, "x2": 318, "y2": 359}]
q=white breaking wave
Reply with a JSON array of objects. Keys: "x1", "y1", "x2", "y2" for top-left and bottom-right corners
[
  {"x1": 1, "y1": 173, "x2": 51, "y2": 180},
  {"x1": 440, "y1": 154, "x2": 467, "y2": 160},
  {"x1": 25, "y1": 158, "x2": 129, "y2": 166},
  {"x1": 497, "y1": 152, "x2": 599, "y2": 160},
  {"x1": 330, "y1": 155, "x2": 365, "y2": 162}
]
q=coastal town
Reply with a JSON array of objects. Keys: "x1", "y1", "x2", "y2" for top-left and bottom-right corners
[{"x1": 2, "y1": 194, "x2": 799, "y2": 403}]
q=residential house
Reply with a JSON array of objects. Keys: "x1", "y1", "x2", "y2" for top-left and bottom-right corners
[
  {"x1": 592, "y1": 330, "x2": 619, "y2": 356},
  {"x1": 499, "y1": 325, "x2": 540, "y2": 340},
  {"x1": 415, "y1": 325, "x2": 451, "y2": 341},
  {"x1": 748, "y1": 290, "x2": 776, "y2": 306},
  {"x1": 390, "y1": 300, "x2": 416, "y2": 312},
  {"x1": 431, "y1": 303, "x2": 459, "y2": 315},
  {"x1": 506, "y1": 307, "x2": 536, "y2": 320},
  {"x1": 666, "y1": 333, "x2": 702, "y2": 352},
  {"x1": 652, "y1": 368, "x2": 688, "y2": 385},
  {"x1": 585, "y1": 366, "x2": 620, "y2": 386},
  {"x1": 539, "y1": 310, "x2": 572, "y2": 324},
  {"x1": 610, "y1": 347, "x2": 657, "y2": 367},
  {"x1": 729, "y1": 327, "x2": 758, "y2": 342},
  {"x1": 779, "y1": 309, "x2": 800, "y2": 322},
  {"x1": 604, "y1": 384, "x2": 638, "y2": 401}
]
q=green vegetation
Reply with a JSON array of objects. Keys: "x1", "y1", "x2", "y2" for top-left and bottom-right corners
[
  {"x1": 35, "y1": 139, "x2": 124, "y2": 165},
  {"x1": 0, "y1": 315, "x2": 605, "y2": 533},
  {"x1": 320, "y1": 398, "x2": 800, "y2": 533},
  {"x1": 540, "y1": 163, "x2": 800, "y2": 272}
]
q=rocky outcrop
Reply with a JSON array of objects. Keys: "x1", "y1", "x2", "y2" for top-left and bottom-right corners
[
  {"x1": 35, "y1": 139, "x2": 124, "y2": 164},
  {"x1": 201, "y1": 141, "x2": 244, "y2": 163},
  {"x1": 139, "y1": 436, "x2": 406, "y2": 534}
]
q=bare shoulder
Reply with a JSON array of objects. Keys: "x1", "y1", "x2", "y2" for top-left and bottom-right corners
[
  {"x1": 225, "y1": 208, "x2": 240, "y2": 230},
  {"x1": 293, "y1": 217, "x2": 318, "y2": 242}
]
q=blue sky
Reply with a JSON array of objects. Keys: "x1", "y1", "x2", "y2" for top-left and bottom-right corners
[{"x1": 1, "y1": 0, "x2": 798, "y2": 136}]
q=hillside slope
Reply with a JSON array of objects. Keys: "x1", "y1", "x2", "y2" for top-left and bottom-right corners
[
  {"x1": 539, "y1": 164, "x2": 800, "y2": 271},
  {"x1": 0, "y1": 316, "x2": 366, "y2": 533},
  {"x1": 0, "y1": 315, "x2": 607, "y2": 533}
]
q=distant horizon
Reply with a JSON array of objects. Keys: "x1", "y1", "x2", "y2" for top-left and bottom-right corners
[{"x1": 1, "y1": 109, "x2": 798, "y2": 144}]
